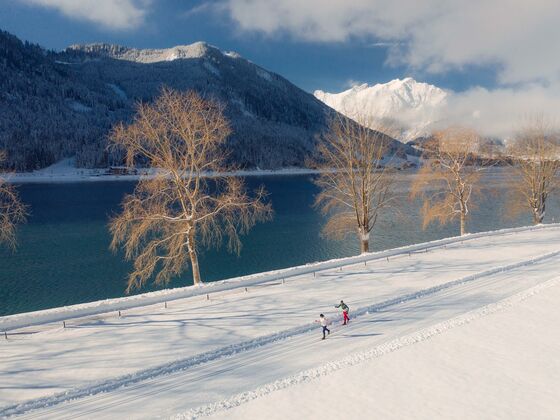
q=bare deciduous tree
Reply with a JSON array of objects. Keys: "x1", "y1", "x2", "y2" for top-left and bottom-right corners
[
  {"x1": 410, "y1": 127, "x2": 484, "y2": 236},
  {"x1": 109, "y1": 88, "x2": 273, "y2": 291},
  {"x1": 0, "y1": 151, "x2": 27, "y2": 249},
  {"x1": 314, "y1": 114, "x2": 398, "y2": 253},
  {"x1": 507, "y1": 118, "x2": 560, "y2": 224}
]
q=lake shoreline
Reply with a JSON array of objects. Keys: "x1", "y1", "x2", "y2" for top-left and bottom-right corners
[
  {"x1": 5, "y1": 166, "x2": 324, "y2": 184},
  {"x1": 3, "y1": 156, "x2": 417, "y2": 184}
]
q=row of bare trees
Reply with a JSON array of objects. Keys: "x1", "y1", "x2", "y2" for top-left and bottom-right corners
[
  {"x1": 2, "y1": 89, "x2": 559, "y2": 294},
  {"x1": 315, "y1": 114, "x2": 560, "y2": 249},
  {"x1": 409, "y1": 118, "x2": 560, "y2": 234}
]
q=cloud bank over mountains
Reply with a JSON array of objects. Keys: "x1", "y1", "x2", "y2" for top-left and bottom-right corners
[
  {"x1": 18, "y1": 0, "x2": 560, "y2": 86},
  {"x1": 220, "y1": 0, "x2": 559, "y2": 85},
  {"x1": 220, "y1": 0, "x2": 560, "y2": 137}
]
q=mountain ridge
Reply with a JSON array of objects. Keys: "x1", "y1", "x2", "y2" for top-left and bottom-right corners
[{"x1": 66, "y1": 41, "x2": 228, "y2": 63}]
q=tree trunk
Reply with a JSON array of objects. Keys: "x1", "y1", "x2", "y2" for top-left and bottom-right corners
[
  {"x1": 188, "y1": 231, "x2": 202, "y2": 285},
  {"x1": 359, "y1": 230, "x2": 370, "y2": 253},
  {"x1": 533, "y1": 208, "x2": 544, "y2": 225},
  {"x1": 189, "y1": 248, "x2": 201, "y2": 285},
  {"x1": 460, "y1": 211, "x2": 466, "y2": 236},
  {"x1": 360, "y1": 238, "x2": 369, "y2": 253}
]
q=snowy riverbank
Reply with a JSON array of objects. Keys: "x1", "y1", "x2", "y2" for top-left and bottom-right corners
[
  {"x1": 1, "y1": 225, "x2": 559, "y2": 418},
  {"x1": 4, "y1": 156, "x2": 418, "y2": 184},
  {"x1": 4, "y1": 158, "x2": 321, "y2": 184}
]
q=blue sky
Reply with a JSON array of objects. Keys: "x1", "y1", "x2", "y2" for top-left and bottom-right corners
[{"x1": 0, "y1": 0, "x2": 497, "y2": 93}]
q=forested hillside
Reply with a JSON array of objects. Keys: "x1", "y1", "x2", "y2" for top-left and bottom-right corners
[
  {"x1": 0, "y1": 30, "x2": 410, "y2": 171},
  {"x1": 0, "y1": 30, "x2": 128, "y2": 170}
]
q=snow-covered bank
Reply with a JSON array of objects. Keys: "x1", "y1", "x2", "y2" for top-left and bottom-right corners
[
  {"x1": 1, "y1": 225, "x2": 560, "y2": 419},
  {"x1": 1, "y1": 223, "x2": 556, "y2": 332},
  {"x1": 5, "y1": 155, "x2": 416, "y2": 184},
  {"x1": 212, "y1": 278, "x2": 560, "y2": 420},
  {"x1": 4, "y1": 158, "x2": 321, "y2": 184}
]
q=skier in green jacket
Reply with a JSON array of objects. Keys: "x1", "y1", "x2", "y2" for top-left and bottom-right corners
[{"x1": 335, "y1": 300, "x2": 350, "y2": 325}]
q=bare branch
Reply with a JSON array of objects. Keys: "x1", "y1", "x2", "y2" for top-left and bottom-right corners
[{"x1": 0, "y1": 152, "x2": 27, "y2": 250}]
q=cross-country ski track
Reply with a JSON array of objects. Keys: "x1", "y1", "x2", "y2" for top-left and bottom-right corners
[{"x1": 1, "y1": 225, "x2": 560, "y2": 419}]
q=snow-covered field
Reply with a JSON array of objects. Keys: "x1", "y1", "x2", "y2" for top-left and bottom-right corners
[
  {"x1": 216, "y1": 275, "x2": 560, "y2": 420},
  {"x1": 1, "y1": 225, "x2": 559, "y2": 419}
]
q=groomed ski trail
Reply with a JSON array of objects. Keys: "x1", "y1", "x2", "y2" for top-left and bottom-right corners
[{"x1": 7, "y1": 250, "x2": 560, "y2": 420}]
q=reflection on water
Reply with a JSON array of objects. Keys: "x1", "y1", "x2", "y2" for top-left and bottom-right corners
[{"x1": 0, "y1": 168, "x2": 557, "y2": 315}]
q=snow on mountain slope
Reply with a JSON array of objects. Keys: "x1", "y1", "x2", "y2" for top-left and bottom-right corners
[
  {"x1": 67, "y1": 41, "x2": 223, "y2": 63},
  {"x1": 314, "y1": 78, "x2": 448, "y2": 141}
]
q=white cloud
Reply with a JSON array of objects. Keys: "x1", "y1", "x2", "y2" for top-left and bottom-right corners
[
  {"x1": 19, "y1": 0, "x2": 149, "y2": 30},
  {"x1": 370, "y1": 42, "x2": 400, "y2": 48},
  {"x1": 220, "y1": 0, "x2": 560, "y2": 85},
  {"x1": 220, "y1": 0, "x2": 560, "y2": 137},
  {"x1": 182, "y1": 3, "x2": 212, "y2": 19},
  {"x1": 443, "y1": 84, "x2": 560, "y2": 139}
]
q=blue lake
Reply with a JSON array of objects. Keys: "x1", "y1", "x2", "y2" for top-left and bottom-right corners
[{"x1": 0, "y1": 171, "x2": 557, "y2": 316}]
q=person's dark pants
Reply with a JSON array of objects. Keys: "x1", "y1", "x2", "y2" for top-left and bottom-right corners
[{"x1": 322, "y1": 325, "x2": 330, "y2": 339}]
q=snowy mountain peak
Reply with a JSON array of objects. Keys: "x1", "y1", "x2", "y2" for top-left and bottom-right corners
[
  {"x1": 66, "y1": 41, "x2": 230, "y2": 64},
  {"x1": 314, "y1": 78, "x2": 447, "y2": 141}
]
